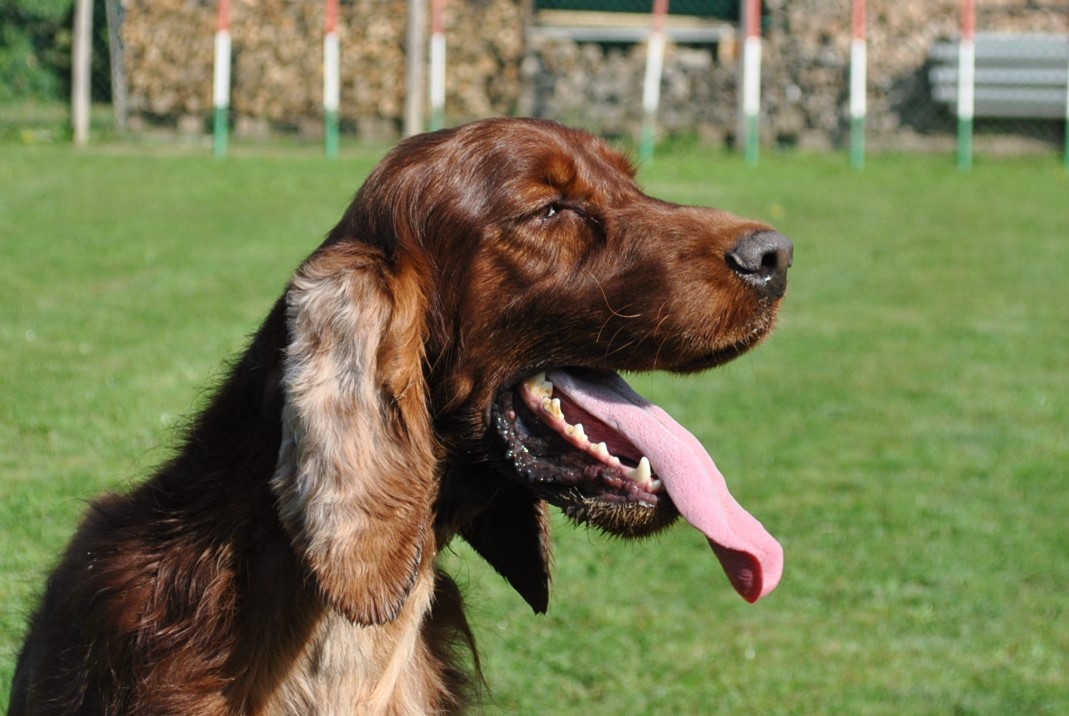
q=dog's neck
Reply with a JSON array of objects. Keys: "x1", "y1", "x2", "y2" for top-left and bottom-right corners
[{"x1": 254, "y1": 563, "x2": 450, "y2": 715}]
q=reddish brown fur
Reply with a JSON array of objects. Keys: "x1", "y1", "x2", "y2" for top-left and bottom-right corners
[{"x1": 9, "y1": 119, "x2": 787, "y2": 715}]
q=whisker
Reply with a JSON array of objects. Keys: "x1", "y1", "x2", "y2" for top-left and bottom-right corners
[{"x1": 587, "y1": 272, "x2": 641, "y2": 319}]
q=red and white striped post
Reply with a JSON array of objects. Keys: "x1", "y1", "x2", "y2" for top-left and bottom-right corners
[
  {"x1": 849, "y1": 0, "x2": 867, "y2": 169},
  {"x1": 639, "y1": 0, "x2": 669, "y2": 162},
  {"x1": 957, "y1": 0, "x2": 976, "y2": 170},
  {"x1": 741, "y1": 0, "x2": 762, "y2": 165},
  {"x1": 429, "y1": 0, "x2": 446, "y2": 130},
  {"x1": 212, "y1": 0, "x2": 232, "y2": 158},
  {"x1": 324, "y1": 0, "x2": 340, "y2": 158}
]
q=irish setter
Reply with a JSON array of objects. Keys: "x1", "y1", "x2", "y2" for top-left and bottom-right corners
[{"x1": 10, "y1": 118, "x2": 791, "y2": 715}]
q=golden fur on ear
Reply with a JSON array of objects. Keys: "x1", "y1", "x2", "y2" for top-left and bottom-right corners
[{"x1": 272, "y1": 241, "x2": 437, "y2": 626}]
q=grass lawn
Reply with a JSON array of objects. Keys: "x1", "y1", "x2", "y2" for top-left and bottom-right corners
[{"x1": 1, "y1": 138, "x2": 1067, "y2": 714}]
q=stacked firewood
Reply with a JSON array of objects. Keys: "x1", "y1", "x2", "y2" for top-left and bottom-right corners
[
  {"x1": 121, "y1": 0, "x2": 1068, "y2": 145},
  {"x1": 122, "y1": 0, "x2": 524, "y2": 137}
]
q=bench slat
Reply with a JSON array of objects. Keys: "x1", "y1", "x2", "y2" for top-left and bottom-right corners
[
  {"x1": 929, "y1": 33, "x2": 1069, "y2": 118},
  {"x1": 930, "y1": 67, "x2": 1069, "y2": 87},
  {"x1": 932, "y1": 87, "x2": 1067, "y2": 118}
]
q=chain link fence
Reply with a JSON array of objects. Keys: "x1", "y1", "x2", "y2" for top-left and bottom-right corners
[{"x1": 2, "y1": 0, "x2": 1066, "y2": 156}]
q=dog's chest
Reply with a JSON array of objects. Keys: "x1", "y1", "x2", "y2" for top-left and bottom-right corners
[{"x1": 260, "y1": 584, "x2": 440, "y2": 715}]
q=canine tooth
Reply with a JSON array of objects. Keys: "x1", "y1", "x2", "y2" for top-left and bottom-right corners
[
  {"x1": 525, "y1": 372, "x2": 554, "y2": 398},
  {"x1": 632, "y1": 456, "x2": 652, "y2": 484}
]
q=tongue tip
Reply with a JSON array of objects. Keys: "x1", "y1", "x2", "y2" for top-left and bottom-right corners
[{"x1": 710, "y1": 539, "x2": 784, "y2": 604}]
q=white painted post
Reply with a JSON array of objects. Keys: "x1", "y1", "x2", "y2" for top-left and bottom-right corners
[
  {"x1": 429, "y1": 0, "x2": 446, "y2": 130},
  {"x1": 849, "y1": 0, "x2": 867, "y2": 169},
  {"x1": 741, "y1": 0, "x2": 761, "y2": 166},
  {"x1": 639, "y1": 0, "x2": 669, "y2": 163},
  {"x1": 957, "y1": 0, "x2": 976, "y2": 170},
  {"x1": 213, "y1": 0, "x2": 232, "y2": 158},
  {"x1": 324, "y1": 0, "x2": 340, "y2": 158}
]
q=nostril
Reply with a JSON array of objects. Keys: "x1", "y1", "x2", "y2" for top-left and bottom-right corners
[
  {"x1": 727, "y1": 231, "x2": 794, "y2": 275},
  {"x1": 726, "y1": 231, "x2": 794, "y2": 299}
]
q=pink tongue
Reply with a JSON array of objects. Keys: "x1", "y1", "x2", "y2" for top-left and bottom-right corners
[{"x1": 546, "y1": 370, "x2": 783, "y2": 603}]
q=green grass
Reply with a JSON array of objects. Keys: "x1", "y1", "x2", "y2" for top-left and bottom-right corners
[{"x1": 2, "y1": 142, "x2": 1067, "y2": 714}]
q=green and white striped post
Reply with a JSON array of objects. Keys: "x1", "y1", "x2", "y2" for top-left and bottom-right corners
[
  {"x1": 324, "y1": 0, "x2": 340, "y2": 159},
  {"x1": 849, "y1": 0, "x2": 867, "y2": 170},
  {"x1": 212, "y1": 0, "x2": 231, "y2": 158},
  {"x1": 429, "y1": 0, "x2": 446, "y2": 131},
  {"x1": 741, "y1": 0, "x2": 762, "y2": 166},
  {"x1": 957, "y1": 0, "x2": 976, "y2": 171},
  {"x1": 1064, "y1": 40, "x2": 1069, "y2": 173},
  {"x1": 639, "y1": 0, "x2": 669, "y2": 163}
]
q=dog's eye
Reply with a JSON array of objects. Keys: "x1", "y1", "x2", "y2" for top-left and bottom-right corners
[{"x1": 544, "y1": 203, "x2": 561, "y2": 219}]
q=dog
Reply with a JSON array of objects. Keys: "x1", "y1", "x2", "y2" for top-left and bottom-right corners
[{"x1": 9, "y1": 118, "x2": 791, "y2": 715}]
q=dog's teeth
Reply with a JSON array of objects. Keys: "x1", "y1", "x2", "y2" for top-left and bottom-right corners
[
  {"x1": 648, "y1": 478, "x2": 663, "y2": 493},
  {"x1": 569, "y1": 422, "x2": 587, "y2": 441},
  {"x1": 541, "y1": 397, "x2": 563, "y2": 420},
  {"x1": 592, "y1": 442, "x2": 609, "y2": 458},
  {"x1": 526, "y1": 372, "x2": 554, "y2": 399},
  {"x1": 632, "y1": 456, "x2": 652, "y2": 484}
]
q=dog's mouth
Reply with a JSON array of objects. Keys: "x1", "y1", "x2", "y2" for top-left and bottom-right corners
[{"x1": 491, "y1": 368, "x2": 783, "y2": 603}]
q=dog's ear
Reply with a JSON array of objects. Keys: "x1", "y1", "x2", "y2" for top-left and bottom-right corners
[
  {"x1": 272, "y1": 242, "x2": 436, "y2": 626},
  {"x1": 460, "y1": 478, "x2": 553, "y2": 614}
]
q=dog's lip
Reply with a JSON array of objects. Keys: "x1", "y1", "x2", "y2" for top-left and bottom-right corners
[
  {"x1": 491, "y1": 379, "x2": 666, "y2": 507},
  {"x1": 674, "y1": 334, "x2": 768, "y2": 374}
]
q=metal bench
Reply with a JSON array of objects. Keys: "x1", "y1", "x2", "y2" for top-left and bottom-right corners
[{"x1": 929, "y1": 33, "x2": 1069, "y2": 119}]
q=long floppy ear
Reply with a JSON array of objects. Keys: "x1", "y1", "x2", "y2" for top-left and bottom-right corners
[
  {"x1": 460, "y1": 481, "x2": 553, "y2": 614},
  {"x1": 271, "y1": 241, "x2": 436, "y2": 626}
]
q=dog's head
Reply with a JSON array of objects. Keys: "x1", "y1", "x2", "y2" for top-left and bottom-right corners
[{"x1": 273, "y1": 119, "x2": 790, "y2": 624}]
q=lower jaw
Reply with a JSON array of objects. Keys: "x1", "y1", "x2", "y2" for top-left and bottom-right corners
[{"x1": 548, "y1": 489, "x2": 680, "y2": 538}]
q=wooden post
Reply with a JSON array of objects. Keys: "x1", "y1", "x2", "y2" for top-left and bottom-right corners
[
  {"x1": 404, "y1": 0, "x2": 428, "y2": 137},
  {"x1": 71, "y1": 0, "x2": 93, "y2": 145},
  {"x1": 104, "y1": 0, "x2": 128, "y2": 133}
]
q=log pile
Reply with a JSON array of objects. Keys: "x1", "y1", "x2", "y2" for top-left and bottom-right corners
[
  {"x1": 761, "y1": 0, "x2": 1068, "y2": 149},
  {"x1": 121, "y1": 0, "x2": 1067, "y2": 146},
  {"x1": 122, "y1": 0, "x2": 525, "y2": 138},
  {"x1": 123, "y1": 2, "x2": 216, "y2": 122}
]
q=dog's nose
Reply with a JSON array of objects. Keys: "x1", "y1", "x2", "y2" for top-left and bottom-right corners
[{"x1": 726, "y1": 231, "x2": 794, "y2": 300}]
